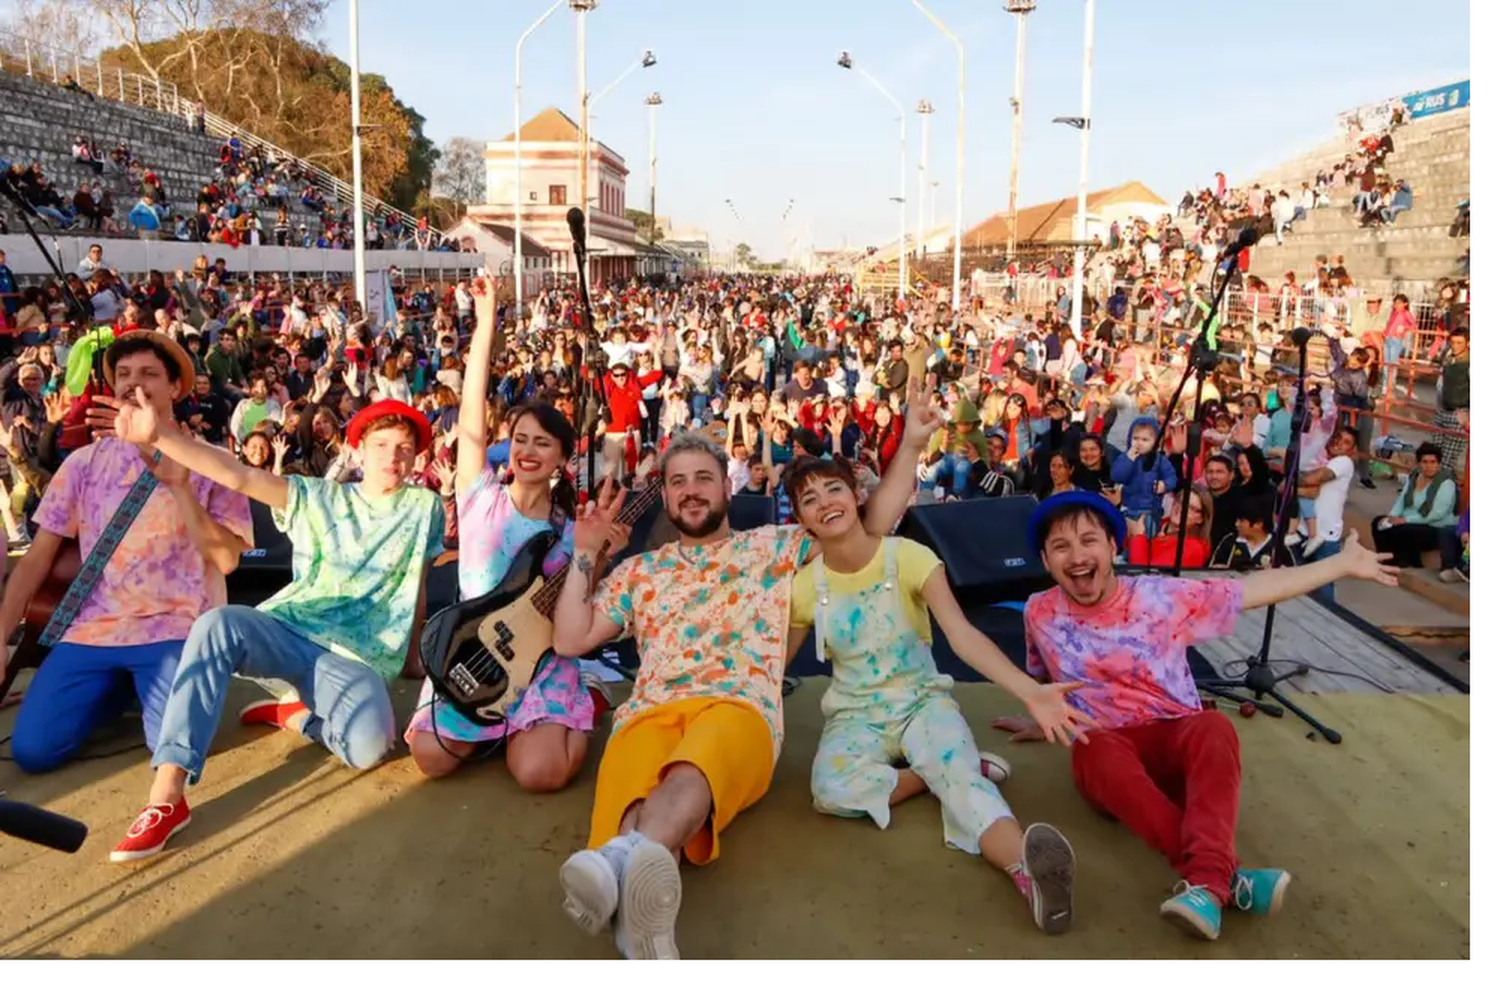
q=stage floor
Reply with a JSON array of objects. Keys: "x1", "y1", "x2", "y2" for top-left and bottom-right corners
[{"x1": 0, "y1": 674, "x2": 1470, "y2": 959}]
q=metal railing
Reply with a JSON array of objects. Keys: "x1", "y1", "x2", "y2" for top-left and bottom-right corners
[{"x1": 0, "y1": 30, "x2": 421, "y2": 244}]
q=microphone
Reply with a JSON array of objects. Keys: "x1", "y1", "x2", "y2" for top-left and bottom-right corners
[
  {"x1": 566, "y1": 207, "x2": 586, "y2": 251},
  {"x1": 0, "y1": 799, "x2": 89, "y2": 853},
  {"x1": 1291, "y1": 326, "x2": 1317, "y2": 347},
  {"x1": 1216, "y1": 226, "x2": 1259, "y2": 261}
]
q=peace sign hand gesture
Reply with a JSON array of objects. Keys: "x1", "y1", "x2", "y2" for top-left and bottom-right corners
[
  {"x1": 899, "y1": 348, "x2": 944, "y2": 451},
  {"x1": 575, "y1": 477, "x2": 627, "y2": 558}
]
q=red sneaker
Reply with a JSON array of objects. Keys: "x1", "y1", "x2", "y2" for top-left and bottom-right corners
[
  {"x1": 580, "y1": 672, "x2": 614, "y2": 728},
  {"x1": 240, "y1": 697, "x2": 310, "y2": 730},
  {"x1": 109, "y1": 801, "x2": 192, "y2": 863}
]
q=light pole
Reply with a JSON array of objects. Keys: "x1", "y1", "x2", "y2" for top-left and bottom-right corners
[
  {"x1": 571, "y1": 0, "x2": 595, "y2": 286},
  {"x1": 911, "y1": 1, "x2": 964, "y2": 311},
  {"x1": 837, "y1": 51, "x2": 907, "y2": 304},
  {"x1": 1005, "y1": 0, "x2": 1036, "y2": 262},
  {"x1": 1060, "y1": 0, "x2": 1095, "y2": 338},
  {"x1": 349, "y1": 0, "x2": 367, "y2": 314},
  {"x1": 514, "y1": 0, "x2": 566, "y2": 312},
  {"x1": 582, "y1": 46, "x2": 656, "y2": 279},
  {"x1": 646, "y1": 91, "x2": 662, "y2": 247},
  {"x1": 916, "y1": 99, "x2": 933, "y2": 263}
]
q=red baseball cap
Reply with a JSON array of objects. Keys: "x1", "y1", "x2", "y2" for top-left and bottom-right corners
[{"x1": 346, "y1": 399, "x2": 432, "y2": 453}]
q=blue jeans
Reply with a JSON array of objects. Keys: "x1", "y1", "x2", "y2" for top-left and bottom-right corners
[
  {"x1": 151, "y1": 606, "x2": 395, "y2": 782},
  {"x1": 1305, "y1": 537, "x2": 1342, "y2": 604},
  {"x1": 918, "y1": 454, "x2": 972, "y2": 497},
  {"x1": 9, "y1": 640, "x2": 182, "y2": 773}
]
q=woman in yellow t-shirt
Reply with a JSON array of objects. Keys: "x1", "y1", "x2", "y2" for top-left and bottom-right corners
[{"x1": 782, "y1": 455, "x2": 1090, "y2": 935}]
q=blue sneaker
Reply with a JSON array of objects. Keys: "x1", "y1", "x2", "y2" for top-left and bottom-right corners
[
  {"x1": 1232, "y1": 868, "x2": 1291, "y2": 916},
  {"x1": 1159, "y1": 881, "x2": 1222, "y2": 940}
]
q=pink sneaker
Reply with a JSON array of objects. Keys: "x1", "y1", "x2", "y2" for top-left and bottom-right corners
[{"x1": 109, "y1": 801, "x2": 192, "y2": 863}]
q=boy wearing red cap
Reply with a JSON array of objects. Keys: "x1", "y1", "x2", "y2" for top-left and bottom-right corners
[{"x1": 96, "y1": 392, "x2": 443, "y2": 862}]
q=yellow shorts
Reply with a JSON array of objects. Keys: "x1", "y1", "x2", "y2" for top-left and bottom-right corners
[{"x1": 587, "y1": 696, "x2": 776, "y2": 866}]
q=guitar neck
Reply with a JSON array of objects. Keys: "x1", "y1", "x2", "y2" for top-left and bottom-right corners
[{"x1": 530, "y1": 480, "x2": 663, "y2": 618}]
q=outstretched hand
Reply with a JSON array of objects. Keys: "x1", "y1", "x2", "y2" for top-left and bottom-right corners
[
  {"x1": 1018, "y1": 682, "x2": 1091, "y2": 745},
  {"x1": 1337, "y1": 530, "x2": 1400, "y2": 587},
  {"x1": 991, "y1": 715, "x2": 1046, "y2": 743}
]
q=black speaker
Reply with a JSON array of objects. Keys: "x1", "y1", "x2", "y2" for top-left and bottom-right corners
[{"x1": 898, "y1": 495, "x2": 1049, "y2": 603}]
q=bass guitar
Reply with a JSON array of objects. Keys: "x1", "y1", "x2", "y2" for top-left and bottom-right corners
[
  {"x1": 1, "y1": 539, "x2": 81, "y2": 703},
  {"x1": 419, "y1": 481, "x2": 662, "y2": 726}
]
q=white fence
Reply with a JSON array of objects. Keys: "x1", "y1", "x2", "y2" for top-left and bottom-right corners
[{"x1": 0, "y1": 233, "x2": 482, "y2": 281}]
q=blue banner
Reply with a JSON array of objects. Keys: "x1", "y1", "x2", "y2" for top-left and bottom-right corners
[{"x1": 1403, "y1": 81, "x2": 1469, "y2": 119}]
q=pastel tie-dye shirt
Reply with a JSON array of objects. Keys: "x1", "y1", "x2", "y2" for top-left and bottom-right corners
[
  {"x1": 32, "y1": 438, "x2": 254, "y2": 646},
  {"x1": 595, "y1": 524, "x2": 813, "y2": 753},
  {"x1": 1023, "y1": 575, "x2": 1243, "y2": 729},
  {"x1": 456, "y1": 468, "x2": 574, "y2": 600}
]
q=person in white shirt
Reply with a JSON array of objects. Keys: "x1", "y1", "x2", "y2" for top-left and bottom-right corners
[
  {"x1": 77, "y1": 244, "x2": 110, "y2": 279},
  {"x1": 1297, "y1": 427, "x2": 1356, "y2": 589}
]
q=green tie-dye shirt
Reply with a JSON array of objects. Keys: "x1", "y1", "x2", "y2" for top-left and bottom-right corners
[{"x1": 260, "y1": 476, "x2": 444, "y2": 683}]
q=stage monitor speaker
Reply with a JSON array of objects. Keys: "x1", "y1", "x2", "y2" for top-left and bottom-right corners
[{"x1": 898, "y1": 495, "x2": 1049, "y2": 603}]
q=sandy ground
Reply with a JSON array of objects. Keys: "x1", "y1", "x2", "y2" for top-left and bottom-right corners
[{"x1": 0, "y1": 677, "x2": 1470, "y2": 959}]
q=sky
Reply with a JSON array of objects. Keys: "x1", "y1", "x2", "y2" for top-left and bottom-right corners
[{"x1": 22, "y1": 0, "x2": 1475, "y2": 257}]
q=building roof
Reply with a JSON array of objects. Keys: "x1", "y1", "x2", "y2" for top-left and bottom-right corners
[
  {"x1": 460, "y1": 220, "x2": 551, "y2": 258},
  {"x1": 961, "y1": 180, "x2": 1166, "y2": 249},
  {"x1": 500, "y1": 107, "x2": 583, "y2": 144}
]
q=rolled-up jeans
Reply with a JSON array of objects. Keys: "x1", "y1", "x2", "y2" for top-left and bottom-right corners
[
  {"x1": 918, "y1": 454, "x2": 972, "y2": 497},
  {"x1": 151, "y1": 605, "x2": 396, "y2": 783}
]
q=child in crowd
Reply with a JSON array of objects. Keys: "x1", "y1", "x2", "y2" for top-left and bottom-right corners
[{"x1": 1111, "y1": 416, "x2": 1177, "y2": 536}]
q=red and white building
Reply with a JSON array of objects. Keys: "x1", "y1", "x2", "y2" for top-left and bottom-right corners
[{"x1": 461, "y1": 107, "x2": 646, "y2": 288}]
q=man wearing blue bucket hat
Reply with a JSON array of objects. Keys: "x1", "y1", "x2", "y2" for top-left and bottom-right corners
[{"x1": 995, "y1": 491, "x2": 1399, "y2": 942}]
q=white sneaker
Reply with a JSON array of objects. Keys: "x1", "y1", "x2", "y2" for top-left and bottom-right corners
[
  {"x1": 617, "y1": 840, "x2": 682, "y2": 959},
  {"x1": 1302, "y1": 535, "x2": 1324, "y2": 557},
  {"x1": 559, "y1": 849, "x2": 621, "y2": 936},
  {"x1": 979, "y1": 751, "x2": 1013, "y2": 784}
]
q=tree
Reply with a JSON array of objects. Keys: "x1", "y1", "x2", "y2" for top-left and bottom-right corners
[
  {"x1": 623, "y1": 208, "x2": 663, "y2": 243},
  {"x1": 78, "y1": 2, "x2": 437, "y2": 203},
  {"x1": 5, "y1": 0, "x2": 101, "y2": 55},
  {"x1": 431, "y1": 136, "x2": 485, "y2": 206},
  {"x1": 734, "y1": 242, "x2": 757, "y2": 269}
]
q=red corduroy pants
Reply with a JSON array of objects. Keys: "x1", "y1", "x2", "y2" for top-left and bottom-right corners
[{"x1": 1070, "y1": 710, "x2": 1241, "y2": 903}]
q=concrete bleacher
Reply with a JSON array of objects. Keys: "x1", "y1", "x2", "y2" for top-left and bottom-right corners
[
  {"x1": 0, "y1": 71, "x2": 326, "y2": 235},
  {"x1": 1245, "y1": 107, "x2": 1470, "y2": 297}
]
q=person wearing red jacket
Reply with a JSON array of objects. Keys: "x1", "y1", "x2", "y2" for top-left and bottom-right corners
[{"x1": 600, "y1": 361, "x2": 659, "y2": 480}]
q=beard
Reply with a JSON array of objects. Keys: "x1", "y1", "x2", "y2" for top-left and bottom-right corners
[{"x1": 668, "y1": 498, "x2": 728, "y2": 540}]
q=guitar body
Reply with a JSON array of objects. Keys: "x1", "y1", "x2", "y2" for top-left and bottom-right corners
[
  {"x1": 419, "y1": 532, "x2": 560, "y2": 727},
  {"x1": 2, "y1": 538, "x2": 81, "y2": 702}
]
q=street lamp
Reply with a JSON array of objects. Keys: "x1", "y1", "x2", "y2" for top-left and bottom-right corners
[
  {"x1": 837, "y1": 51, "x2": 908, "y2": 304},
  {"x1": 646, "y1": 91, "x2": 663, "y2": 247},
  {"x1": 915, "y1": 99, "x2": 933, "y2": 262},
  {"x1": 582, "y1": 47, "x2": 657, "y2": 270},
  {"x1": 349, "y1": 0, "x2": 367, "y2": 312},
  {"x1": 911, "y1": 1, "x2": 964, "y2": 311},
  {"x1": 1005, "y1": 0, "x2": 1036, "y2": 262},
  {"x1": 1055, "y1": 0, "x2": 1095, "y2": 338},
  {"x1": 572, "y1": 0, "x2": 595, "y2": 285},
  {"x1": 514, "y1": 0, "x2": 567, "y2": 312}
]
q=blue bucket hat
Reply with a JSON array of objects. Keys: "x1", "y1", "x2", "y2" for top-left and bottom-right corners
[{"x1": 1027, "y1": 490, "x2": 1127, "y2": 558}]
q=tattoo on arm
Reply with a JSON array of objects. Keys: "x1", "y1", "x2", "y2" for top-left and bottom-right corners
[{"x1": 573, "y1": 552, "x2": 596, "y2": 585}]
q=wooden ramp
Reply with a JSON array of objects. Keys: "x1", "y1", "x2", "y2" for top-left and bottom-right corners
[{"x1": 1193, "y1": 592, "x2": 1456, "y2": 695}]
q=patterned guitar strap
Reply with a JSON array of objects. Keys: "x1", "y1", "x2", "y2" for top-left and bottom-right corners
[{"x1": 38, "y1": 460, "x2": 160, "y2": 648}]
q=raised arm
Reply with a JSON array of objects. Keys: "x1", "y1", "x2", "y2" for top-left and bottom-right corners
[
  {"x1": 91, "y1": 387, "x2": 289, "y2": 509},
  {"x1": 457, "y1": 275, "x2": 499, "y2": 492},
  {"x1": 862, "y1": 349, "x2": 943, "y2": 536},
  {"x1": 1239, "y1": 531, "x2": 1398, "y2": 610},
  {"x1": 551, "y1": 480, "x2": 631, "y2": 658}
]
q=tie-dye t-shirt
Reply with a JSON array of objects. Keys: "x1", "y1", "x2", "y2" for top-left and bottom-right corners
[
  {"x1": 260, "y1": 476, "x2": 445, "y2": 683},
  {"x1": 456, "y1": 468, "x2": 573, "y2": 599},
  {"x1": 32, "y1": 438, "x2": 253, "y2": 646},
  {"x1": 1023, "y1": 575, "x2": 1243, "y2": 729},
  {"x1": 594, "y1": 524, "x2": 813, "y2": 752}
]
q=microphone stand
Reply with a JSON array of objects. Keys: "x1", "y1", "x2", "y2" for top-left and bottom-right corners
[
  {"x1": 1197, "y1": 327, "x2": 1342, "y2": 744},
  {"x1": 569, "y1": 213, "x2": 599, "y2": 498},
  {"x1": 1145, "y1": 247, "x2": 1239, "y2": 575}
]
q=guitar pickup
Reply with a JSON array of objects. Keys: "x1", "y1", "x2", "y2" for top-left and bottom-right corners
[{"x1": 449, "y1": 664, "x2": 479, "y2": 696}]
